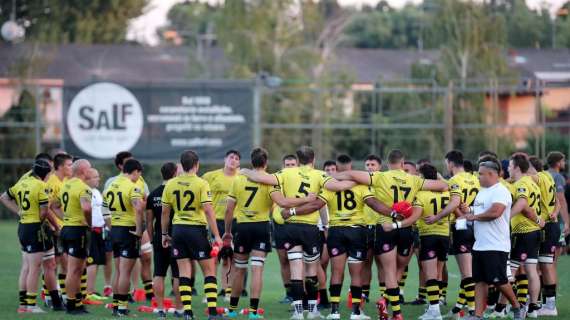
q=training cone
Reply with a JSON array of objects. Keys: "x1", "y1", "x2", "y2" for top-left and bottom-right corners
[
  {"x1": 133, "y1": 288, "x2": 146, "y2": 302},
  {"x1": 258, "y1": 308, "x2": 265, "y2": 315},
  {"x1": 105, "y1": 303, "x2": 114, "y2": 310},
  {"x1": 240, "y1": 308, "x2": 249, "y2": 315},
  {"x1": 151, "y1": 297, "x2": 173, "y2": 309}
]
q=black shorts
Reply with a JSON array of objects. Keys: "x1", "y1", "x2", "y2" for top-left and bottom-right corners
[
  {"x1": 215, "y1": 219, "x2": 237, "y2": 238},
  {"x1": 54, "y1": 234, "x2": 64, "y2": 257},
  {"x1": 40, "y1": 223, "x2": 55, "y2": 252},
  {"x1": 153, "y1": 242, "x2": 179, "y2": 278},
  {"x1": 540, "y1": 222, "x2": 561, "y2": 260},
  {"x1": 327, "y1": 226, "x2": 368, "y2": 261},
  {"x1": 412, "y1": 228, "x2": 421, "y2": 249},
  {"x1": 319, "y1": 230, "x2": 327, "y2": 250},
  {"x1": 18, "y1": 223, "x2": 51, "y2": 254},
  {"x1": 367, "y1": 226, "x2": 375, "y2": 250},
  {"x1": 60, "y1": 226, "x2": 89, "y2": 259},
  {"x1": 273, "y1": 223, "x2": 287, "y2": 250},
  {"x1": 472, "y1": 250, "x2": 509, "y2": 285},
  {"x1": 234, "y1": 222, "x2": 272, "y2": 254},
  {"x1": 111, "y1": 226, "x2": 140, "y2": 259},
  {"x1": 374, "y1": 225, "x2": 414, "y2": 256},
  {"x1": 511, "y1": 231, "x2": 541, "y2": 264},
  {"x1": 172, "y1": 225, "x2": 212, "y2": 260},
  {"x1": 279, "y1": 223, "x2": 321, "y2": 256},
  {"x1": 450, "y1": 224, "x2": 474, "y2": 255},
  {"x1": 419, "y1": 235, "x2": 449, "y2": 261},
  {"x1": 88, "y1": 230, "x2": 107, "y2": 266}
]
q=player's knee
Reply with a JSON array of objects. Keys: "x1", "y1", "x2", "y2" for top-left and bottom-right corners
[
  {"x1": 287, "y1": 251, "x2": 303, "y2": 262},
  {"x1": 251, "y1": 256, "x2": 265, "y2": 268},
  {"x1": 234, "y1": 258, "x2": 249, "y2": 269}
]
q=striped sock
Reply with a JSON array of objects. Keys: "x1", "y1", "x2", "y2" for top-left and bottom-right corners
[
  {"x1": 179, "y1": 277, "x2": 193, "y2": 313},
  {"x1": 426, "y1": 279, "x2": 440, "y2": 305},
  {"x1": 19, "y1": 290, "x2": 27, "y2": 307},
  {"x1": 379, "y1": 282, "x2": 386, "y2": 299},
  {"x1": 440, "y1": 281, "x2": 448, "y2": 300},
  {"x1": 464, "y1": 277, "x2": 475, "y2": 311},
  {"x1": 26, "y1": 292, "x2": 37, "y2": 307},
  {"x1": 386, "y1": 287, "x2": 401, "y2": 315},
  {"x1": 516, "y1": 275, "x2": 529, "y2": 305},
  {"x1": 362, "y1": 285, "x2": 370, "y2": 300},
  {"x1": 452, "y1": 280, "x2": 466, "y2": 313},
  {"x1": 58, "y1": 273, "x2": 67, "y2": 301},
  {"x1": 80, "y1": 269, "x2": 87, "y2": 300},
  {"x1": 143, "y1": 280, "x2": 154, "y2": 300},
  {"x1": 418, "y1": 287, "x2": 427, "y2": 301},
  {"x1": 204, "y1": 276, "x2": 218, "y2": 316}
]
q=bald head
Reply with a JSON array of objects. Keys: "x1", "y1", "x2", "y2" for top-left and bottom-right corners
[
  {"x1": 72, "y1": 159, "x2": 92, "y2": 179},
  {"x1": 85, "y1": 168, "x2": 100, "y2": 188}
]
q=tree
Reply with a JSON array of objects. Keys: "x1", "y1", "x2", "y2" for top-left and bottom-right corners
[{"x1": 0, "y1": 0, "x2": 147, "y2": 44}]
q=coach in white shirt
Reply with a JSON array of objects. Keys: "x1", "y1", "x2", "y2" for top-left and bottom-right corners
[{"x1": 462, "y1": 159, "x2": 523, "y2": 320}]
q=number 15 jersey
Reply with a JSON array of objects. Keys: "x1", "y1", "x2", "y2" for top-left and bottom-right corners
[{"x1": 162, "y1": 173, "x2": 212, "y2": 226}]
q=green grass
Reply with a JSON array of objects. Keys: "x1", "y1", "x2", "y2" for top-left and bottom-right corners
[{"x1": 0, "y1": 220, "x2": 568, "y2": 319}]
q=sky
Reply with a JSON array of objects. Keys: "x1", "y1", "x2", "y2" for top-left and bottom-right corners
[{"x1": 126, "y1": 0, "x2": 568, "y2": 46}]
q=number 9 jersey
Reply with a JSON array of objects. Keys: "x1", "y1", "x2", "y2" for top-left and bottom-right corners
[
  {"x1": 162, "y1": 173, "x2": 212, "y2": 226},
  {"x1": 61, "y1": 177, "x2": 92, "y2": 226}
]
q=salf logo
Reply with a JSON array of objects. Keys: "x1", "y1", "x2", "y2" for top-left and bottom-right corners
[{"x1": 67, "y1": 82, "x2": 143, "y2": 159}]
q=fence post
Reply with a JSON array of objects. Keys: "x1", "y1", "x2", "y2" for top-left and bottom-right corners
[
  {"x1": 444, "y1": 81, "x2": 454, "y2": 152},
  {"x1": 253, "y1": 79, "x2": 262, "y2": 147}
]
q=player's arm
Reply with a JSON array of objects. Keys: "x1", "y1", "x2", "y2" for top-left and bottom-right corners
[
  {"x1": 364, "y1": 197, "x2": 393, "y2": 217},
  {"x1": 131, "y1": 197, "x2": 144, "y2": 237},
  {"x1": 281, "y1": 198, "x2": 326, "y2": 220},
  {"x1": 319, "y1": 206, "x2": 329, "y2": 228},
  {"x1": 0, "y1": 192, "x2": 19, "y2": 215},
  {"x1": 160, "y1": 204, "x2": 172, "y2": 248},
  {"x1": 465, "y1": 203, "x2": 506, "y2": 222},
  {"x1": 511, "y1": 197, "x2": 540, "y2": 222},
  {"x1": 204, "y1": 202, "x2": 221, "y2": 245},
  {"x1": 49, "y1": 197, "x2": 64, "y2": 219},
  {"x1": 382, "y1": 206, "x2": 421, "y2": 231},
  {"x1": 422, "y1": 179, "x2": 448, "y2": 192},
  {"x1": 270, "y1": 191, "x2": 316, "y2": 208},
  {"x1": 425, "y1": 193, "x2": 460, "y2": 224},
  {"x1": 145, "y1": 208, "x2": 154, "y2": 241},
  {"x1": 332, "y1": 170, "x2": 372, "y2": 185},
  {"x1": 80, "y1": 197, "x2": 92, "y2": 228},
  {"x1": 224, "y1": 197, "x2": 237, "y2": 236},
  {"x1": 323, "y1": 178, "x2": 357, "y2": 192},
  {"x1": 240, "y1": 169, "x2": 278, "y2": 186}
]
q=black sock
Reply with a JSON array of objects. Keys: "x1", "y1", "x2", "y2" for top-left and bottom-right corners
[
  {"x1": 49, "y1": 290, "x2": 63, "y2": 308},
  {"x1": 143, "y1": 280, "x2": 154, "y2": 300},
  {"x1": 229, "y1": 296, "x2": 239, "y2": 312},
  {"x1": 249, "y1": 298, "x2": 260, "y2": 314},
  {"x1": 495, "y1": 303, "x2": 506, "y2": 312},
  {"x1": 319, "y1": 288, "x2": 329, "y2": 305},
  {"x1": 362, "y1": 285, "x2": 370, "y2": 299},
  {"x1": 487, "y1": 287, "x2": 499, "y2": 306},
  {"x1": 285, "y1": 283, "x2": 292, "y2": 297},
  {"x1": 329, "y1": 284, "x2": 342, "y2": 313},
  {"x1": 66, "y1": 298, "x2": 76, "y2": 311},
  {"x1": 350, "y1": 286, "x2": 362, "y2": 315}
]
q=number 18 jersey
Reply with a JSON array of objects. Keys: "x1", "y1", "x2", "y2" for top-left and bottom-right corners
[{"x1": 162, "y1": 173, "x2": 212, "y2": 226}]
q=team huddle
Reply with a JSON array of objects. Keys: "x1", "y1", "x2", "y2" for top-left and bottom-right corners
[{"x1": 1, "y1": 146, "x2": 568, "y2": 320}]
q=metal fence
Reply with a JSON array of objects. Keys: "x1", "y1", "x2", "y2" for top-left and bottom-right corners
[{"x1": 1, "y1": 78, "x2": 569, "y2": 217}]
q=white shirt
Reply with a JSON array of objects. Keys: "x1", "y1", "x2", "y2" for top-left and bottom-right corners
[
  {"x1": 472, "y1": 182, "x2": 512, "y2": 252},
  {"x1": 91, "y1": 188, "x2": 105, "y2": 228}
]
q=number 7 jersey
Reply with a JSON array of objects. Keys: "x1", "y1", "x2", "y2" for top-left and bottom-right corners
[
  {"x1": 162, "y1": 173, "x2": 212, "y2": 226},
  {"x1": 102, "y1": 175, "x2": 143, "y2": 227},
  {"x1": 228, "y1": 174, "x2": 273, "y2": 223}
]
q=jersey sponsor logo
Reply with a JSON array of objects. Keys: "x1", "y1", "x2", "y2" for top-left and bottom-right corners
[
  {"x1": 284, "y1": 242, "x2": 291, "y2": 249},
  {"x1": 460, "y1": 245, "x2": 467, "y2": 253},
  {"x1": 517, "y1": 187, "x2": 526, "y2": 193},
  {"x1": 173, "y1": 248, "x2": 179, "y2": 257},
  {"x1": 550, "y1": 245, "x2": 556, "y2": 253},
  {"x1": 67, "y1": 82, "x2": 143, "y2": 159},
  {"x1": 382, "y1": 244, "x2": 390, "y2": 252},
  {"x1": 428, "y1": 250, "x2": 435, "y2": 258},
  {"x1": 520, "y1": 253, "x2": 527, "y2": 261},
  {"x1": 331, "y1": 248, "x2": 339, "y2": 256}
]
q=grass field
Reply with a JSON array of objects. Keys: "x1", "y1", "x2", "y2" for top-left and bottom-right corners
[{"x1": 0, "y1": 221, "x2": 568, "y2": 320}]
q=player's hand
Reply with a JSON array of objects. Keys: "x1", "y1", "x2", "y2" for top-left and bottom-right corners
[
  {"x1": 306, "y1": 193, "x2": 317, "y2": 202},
  {"x1": 459, "y1": 203, "x2": 470, "y2": 214},
  {"x1": 424, "y1": 215, "x2": 440, "y2": 225},
  {"x1": 537, "y1": 218, "x2": 546, "y2": 229},
  {"x1": 564, "y1": 223, "x2": 570, "y2": 236},
  {"x1": 382, "y1": 222, "x2": 394, "y2": 232},
  {"x1": 214, "y1": 235, "x2": 223, "y2": 247},
  {"x1": 464, "y1": 214, "x2": 476, "y2": 221},
  {"x1": 129, "y1": 230, "x2": 143, "y2": 238},
  {"x1": 281, "y1": 208, "x2": 293, "y2": 220},
  {"x1": 162, "y1": 234, "x2": 171, "y2": 248},
  {"x1": 549, "y1": 212, "x2": 558, "y2": 222},
  {"x1": 222, "y1": 232, "x2": 233, "y2": 244}
]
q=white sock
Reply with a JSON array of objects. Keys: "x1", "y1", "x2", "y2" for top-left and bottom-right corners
[
  {"x1": 429, "y1": 303, "x2": 441, "y2": 313},
  {"x1": 546, "y1": 297, "x2": 556, "y2": 308}
]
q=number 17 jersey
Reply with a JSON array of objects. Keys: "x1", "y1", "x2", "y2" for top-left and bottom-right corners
[{"x1": 162, "y1": 173, "x2": 212, "y2": 226}]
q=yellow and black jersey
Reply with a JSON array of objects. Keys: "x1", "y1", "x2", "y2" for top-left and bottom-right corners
[
  {"x1": 536, "y1": 171, "x2": 557, "y2": 222},
  {"x1": 228, "y1": 174, "x2": 273, "y2": 223},
  {"x1": 60, "y1": 177, "x2": 92, "y2": 226},
  {"x1": 162, "y1": 173, "x2": 212, "y2": 226},
  {"x1": 511, "y1": 176, "x2": 542, "y2": 234},
  {"x1": 7, "y1": 175, "x2": 49, "y2": 224},
  {"x1": 318, "y1": 185, "x2": 373, "y2": 227},
  {"x1": 270, "y1": 165, "x2": 328, "y2": 225},
  {"x1": 46, "y1": 174, "x2": 65, "y2": 227},
  {"x1": 369, "y1": 169, "x2": 425, "y2": 224},
  {"x1": 448, "y1": 172, "x2": 480, "y2": 222},
  {"x1": 413, "y1": 191, "x2": 451, "y2": 237},
  {"x1": 103, "y1": 175, "x2": 144, "y2": 227},
  {"x1": 202, "y1": 169, "x2": 237, "y2": 220}
]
